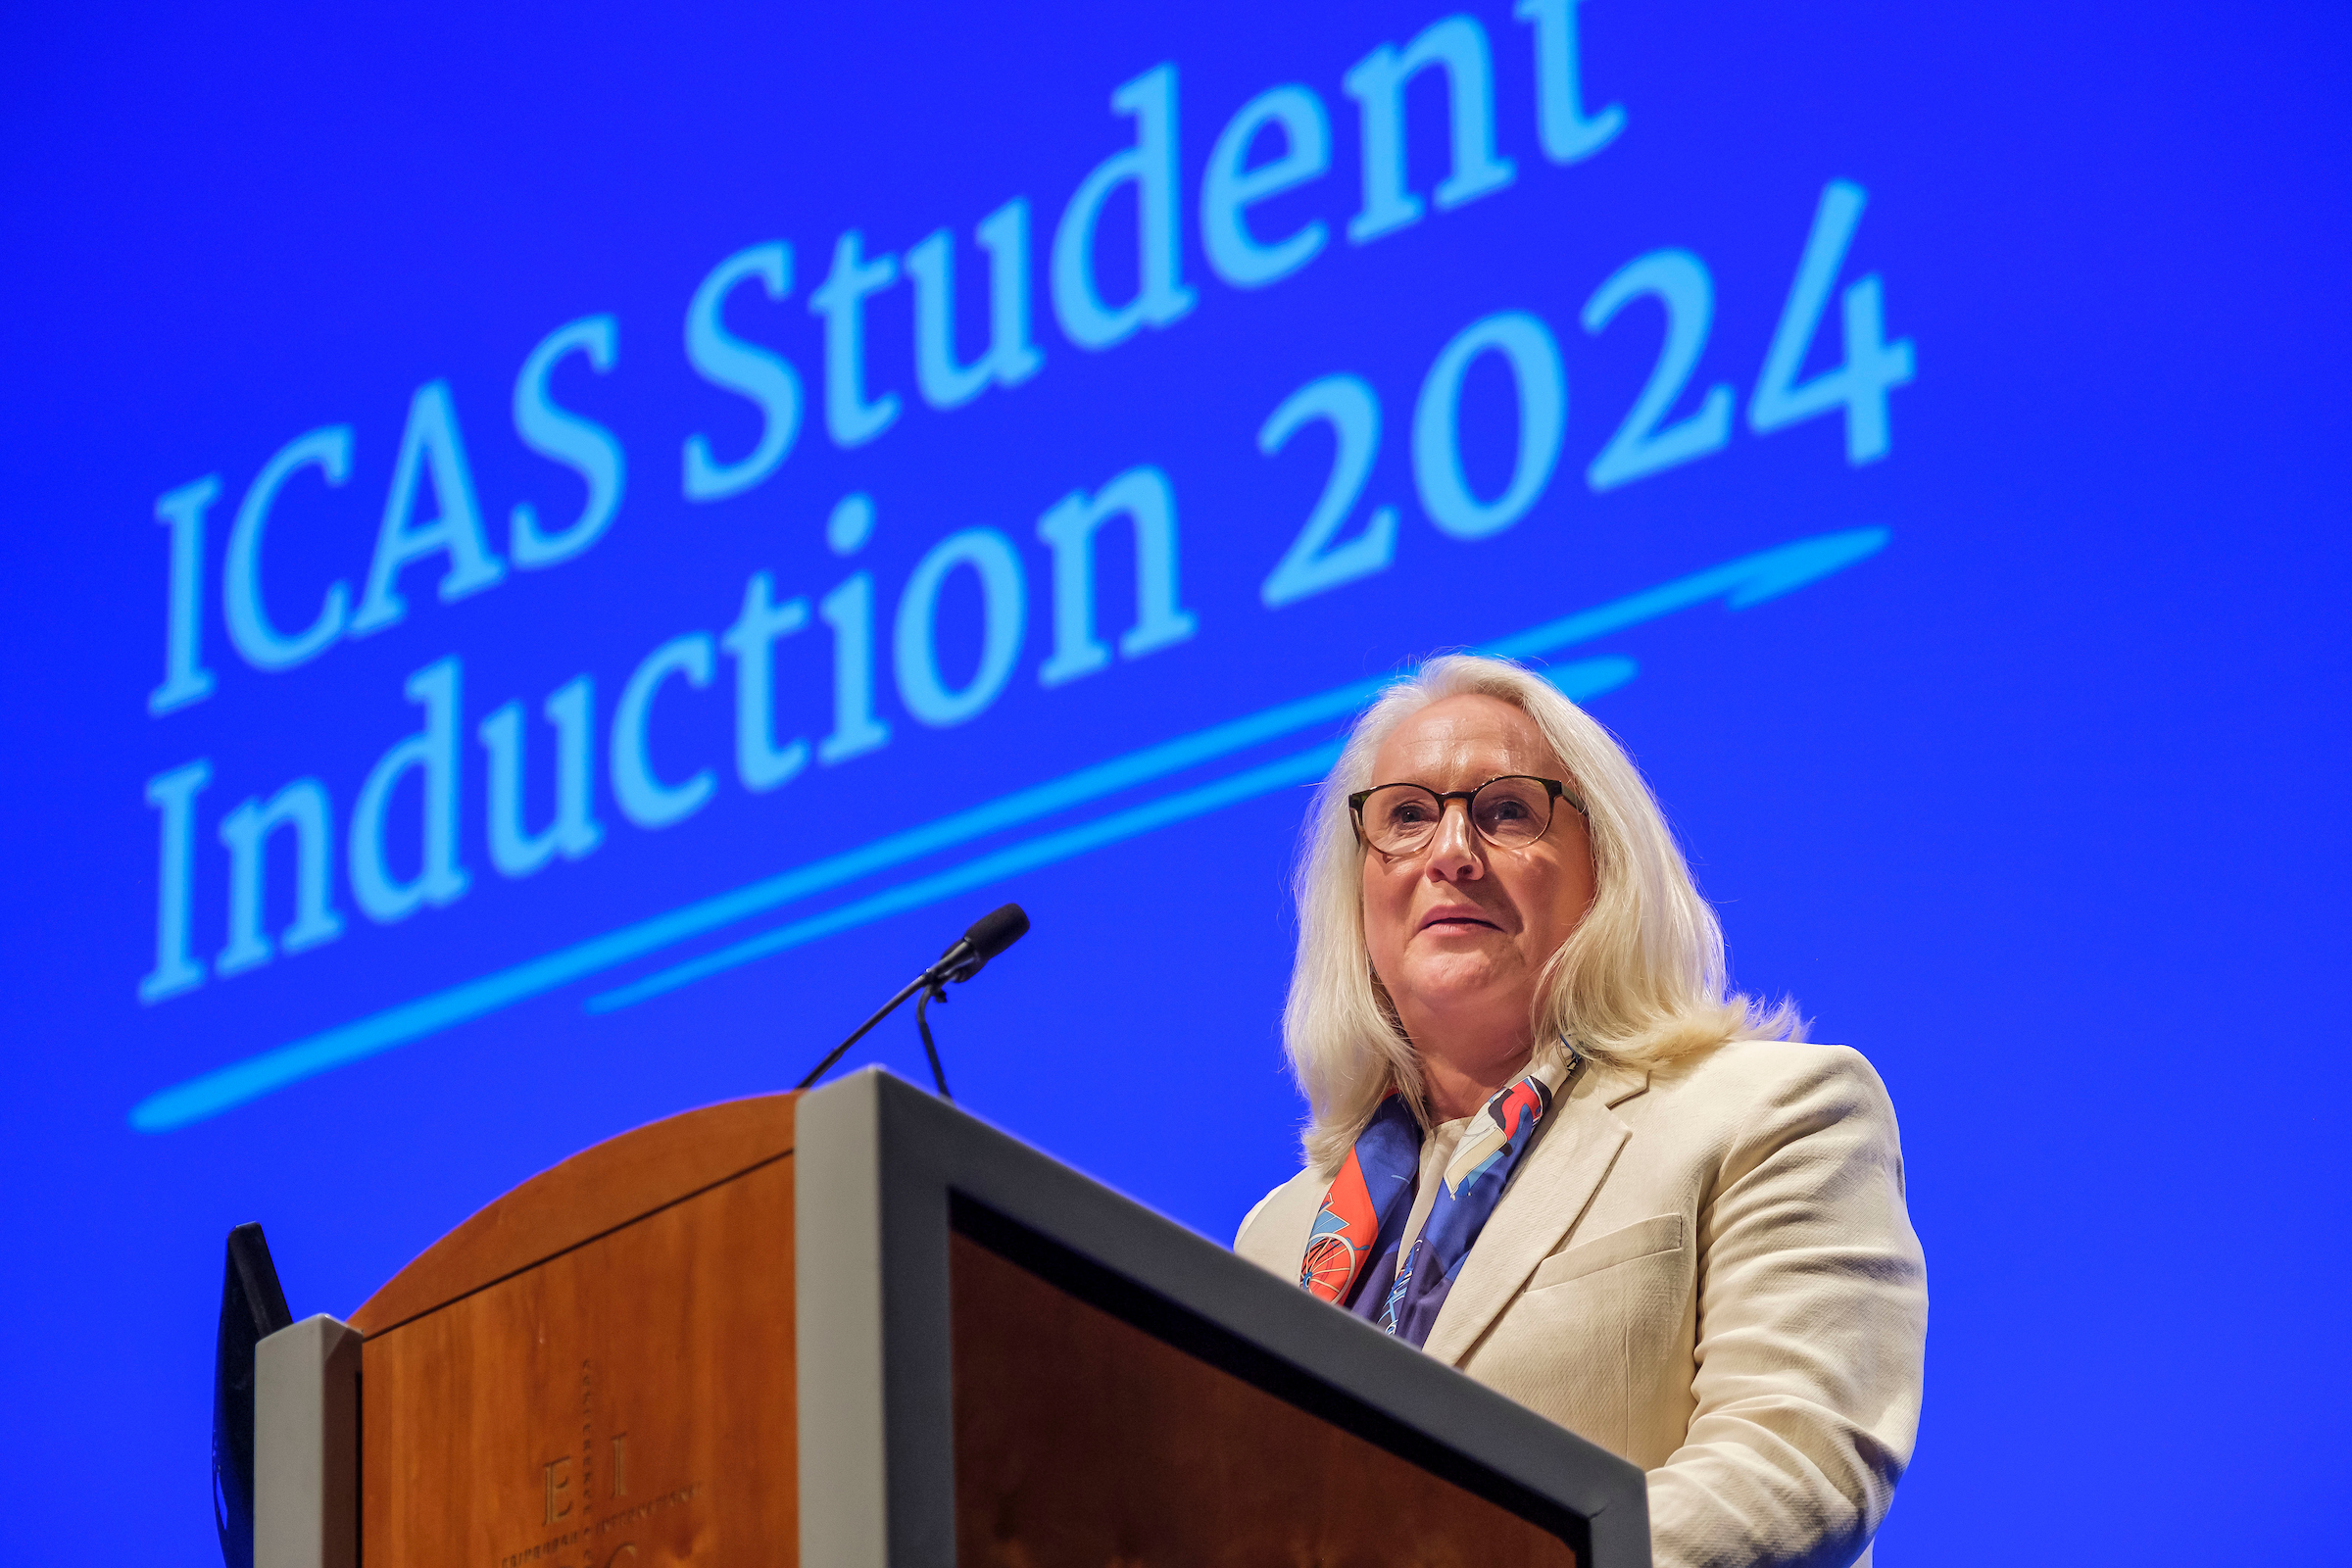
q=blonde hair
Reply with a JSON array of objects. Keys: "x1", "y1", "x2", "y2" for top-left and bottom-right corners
[{"x1": 1283, "y1": 654, "x2": 1802, "y2": 1170}]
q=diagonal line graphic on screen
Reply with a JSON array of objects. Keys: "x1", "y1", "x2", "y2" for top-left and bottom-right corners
[
  {"x1": 580, "y1": 655, "x2": 1647, "y2": 1013},
  {"x1": 125, "y1": 526, "x2": 1887, "y2": 1132},
  {"x1": 584, "y1": 735, "x2": 1364, "y2": 1014}
]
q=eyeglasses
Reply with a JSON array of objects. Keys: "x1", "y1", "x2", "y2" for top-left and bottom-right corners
[{"x1": 1348, "y1": 775, "x2": 1585, "y2": 857}]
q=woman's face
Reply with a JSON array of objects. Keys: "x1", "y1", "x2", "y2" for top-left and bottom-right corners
[{"x1": 1359, "y1": 694, "x2": 1596, "y2": 1074}]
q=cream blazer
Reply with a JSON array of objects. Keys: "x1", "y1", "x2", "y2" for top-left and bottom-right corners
[{"x1": 1235, "y1": 1039, "x2": 1927, "y2": 1568}]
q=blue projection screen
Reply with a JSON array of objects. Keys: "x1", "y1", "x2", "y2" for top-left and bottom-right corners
[{"x1": 1, "y1": 1, "x2": 2346, "y2": 1561}]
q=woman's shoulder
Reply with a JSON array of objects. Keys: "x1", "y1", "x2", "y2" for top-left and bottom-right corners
[
  {"x1": 1625, "y1": 1037, "x2": 1910, "y2": 1199},
  {"x1": 1643, "y1": 1035, "x2": 1900, "y2": 1127}
]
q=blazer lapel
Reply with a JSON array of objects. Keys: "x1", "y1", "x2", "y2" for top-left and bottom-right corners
[{"x1": 1420, "y1": 1060, "x2": 1650, "y2": 1366}]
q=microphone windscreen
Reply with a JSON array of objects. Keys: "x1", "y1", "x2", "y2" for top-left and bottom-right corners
[{"x1": 962, "y1": 903, "x2": 1030, "y2": 960}]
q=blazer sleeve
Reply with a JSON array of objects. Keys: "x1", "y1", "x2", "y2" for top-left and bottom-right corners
[{"x1": 1647, "y1": 1046, "x2": 1929, "y2": 1568}]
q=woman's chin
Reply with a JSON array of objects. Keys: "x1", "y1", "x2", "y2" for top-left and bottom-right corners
[{"x1": 1395, "y1": 953, "x2": 1526, "y2": 1015}]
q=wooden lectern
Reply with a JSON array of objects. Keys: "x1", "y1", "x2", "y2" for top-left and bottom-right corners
[{"x1": 256, "y1": 1069, "x2": 1648, "y2": 1568}]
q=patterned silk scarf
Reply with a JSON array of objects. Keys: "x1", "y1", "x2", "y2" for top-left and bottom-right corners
[{"x1": 1299, "y1": 1055, "x2": 1572, "y2": 1348}]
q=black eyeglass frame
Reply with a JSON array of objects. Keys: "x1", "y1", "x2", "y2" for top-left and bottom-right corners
[{"x1": 1347, "y1": 774, "x2": 1588, "y2": 854}]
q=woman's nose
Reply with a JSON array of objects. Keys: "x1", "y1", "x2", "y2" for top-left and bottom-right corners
[{"x1": 1427, "y1": 798, "x2": 1483, "y2": 878}]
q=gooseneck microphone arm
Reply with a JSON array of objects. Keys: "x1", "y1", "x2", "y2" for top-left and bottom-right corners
[
  {"x1": 792, "y1": 970, "x2": 939, "y2": 1093},
  {"x1": 794, "y1": 904, "x2": 1030, "y2": 1099}
]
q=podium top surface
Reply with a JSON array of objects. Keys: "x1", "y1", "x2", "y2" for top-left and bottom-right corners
[{"x1": 349, "y1": 1090, "x2": 799, "y2": 1335}]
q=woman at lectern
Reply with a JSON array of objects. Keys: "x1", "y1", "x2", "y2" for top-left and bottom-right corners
[{"x1": 1235, "y1": 655, "x2": 1926, "y2": 1568}]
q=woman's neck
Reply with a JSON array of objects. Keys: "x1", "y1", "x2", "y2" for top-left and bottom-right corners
[{"x1": 1418, "y1": 1041, "x2": 1536, "y2": 1122}]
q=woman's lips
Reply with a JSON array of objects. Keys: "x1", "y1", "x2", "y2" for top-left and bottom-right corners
[{"x1": 1418, "y1": 908, "x2": 1500, "y2": 933}]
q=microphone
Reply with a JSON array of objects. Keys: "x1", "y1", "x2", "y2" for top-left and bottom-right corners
[
  {"x1": 795, "y1": 904, "x2": 1030, "y2": 1100},
  {"x1": 933, "y1": 902, "x2": 1031, "y2": 984}
]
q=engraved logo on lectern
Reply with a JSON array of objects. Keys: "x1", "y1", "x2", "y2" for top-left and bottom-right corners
[
  {"x1": 498, "y1": 1358, "x2": 701, "y2": 1568},
  {"x1": 545, "y1": 1438, "x2": 631, "y2": 1524},
  {"x1": 497, "y1": 1484, "x2": 701, "y2": 1568}
]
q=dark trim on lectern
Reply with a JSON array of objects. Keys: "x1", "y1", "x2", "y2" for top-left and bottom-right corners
[{"x1": 804, "y1": 1069, "x2": 1650, "y2": 1568}]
